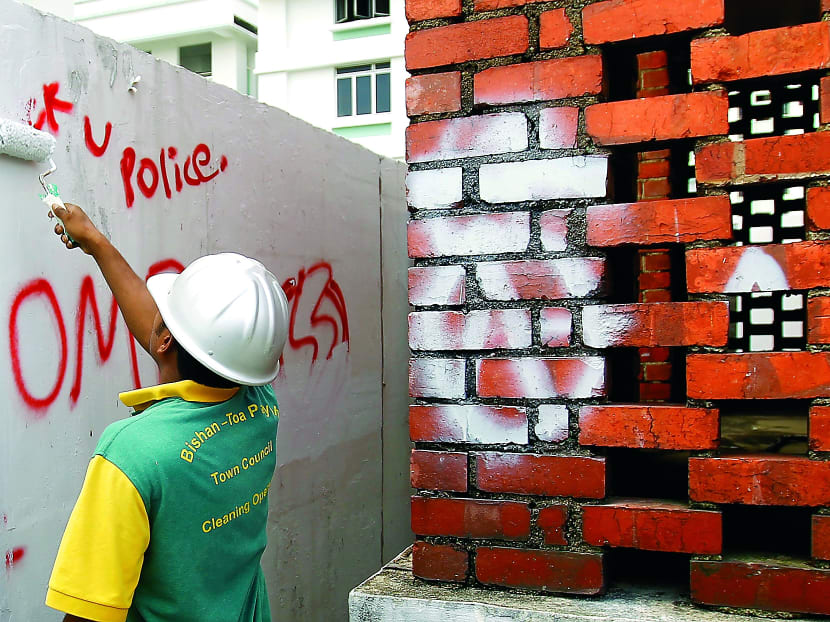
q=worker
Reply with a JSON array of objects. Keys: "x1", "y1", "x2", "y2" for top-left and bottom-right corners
[{"x1": 44, "y1": 202, "x2": 289, "y2": 622}]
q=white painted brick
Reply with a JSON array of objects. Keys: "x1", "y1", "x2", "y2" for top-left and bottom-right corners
[
  {"x1": 407, "y1": 112, "x2": 528, "y2": 163},
  {"x1": 540, "y1": 209, "x2": 570, "y2": 252},
  {"x1": 535, "y1": 404, "x2": 569, "y2": 442},
  {"x1": 406, "y1": 167, "x2": 463, "y2": 210},
  {"x1": 408, "y1": 212, "x2": 530, "y2": 258},
  {"x1": 475, "y1": 258, "x2": 606, "y2": 301},
  {"x1": 539, "y1": 107, "x2": 579, "y2": 149},
  {"x1": 479, "y1": 156, "x2": 608, "y2": 203},
  {"x1": 412, "y1": 405, "x2": 529, "y2": 444},
  {"x1": 409, "y1": 309, "x2": 532, "y2": 350},
  {"x1": 540, "y1": 307, "x2": 572, "y2": 347},
  {"x1": 408, "y1": 266, "x2": 466, "y2": 306},
  {"x1": 409, "y1": 358, "x2": 466, "y2": 398}
]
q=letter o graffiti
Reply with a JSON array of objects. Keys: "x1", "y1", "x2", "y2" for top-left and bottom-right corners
[{"x1": 9, "y1": 279, "x2": 68, "y2": 412}]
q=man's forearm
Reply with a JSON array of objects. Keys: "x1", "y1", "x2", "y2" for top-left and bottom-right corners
[{"x1": 87, "y1": 235, "x2": 158, "y2": 355}]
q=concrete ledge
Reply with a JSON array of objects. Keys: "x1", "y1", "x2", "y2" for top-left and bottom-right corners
[{"x1": 349, "y1": 547, "x2": 810, "y2": 622}]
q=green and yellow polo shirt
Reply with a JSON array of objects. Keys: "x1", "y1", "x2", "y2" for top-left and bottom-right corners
[{"x1": 46, "y1": 380, "x2": 279, "y2": 622}]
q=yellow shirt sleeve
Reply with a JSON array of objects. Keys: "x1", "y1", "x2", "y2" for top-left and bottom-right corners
[{"x1": 46, "y1": 455, "x2": 150, "y2": 622}]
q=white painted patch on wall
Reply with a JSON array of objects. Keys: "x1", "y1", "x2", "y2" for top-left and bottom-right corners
[
  {"x1": 581, "y1": 306, "x2": 637, "y2": 348},
  {"x1": 724, "y1": 246, "x2": 790, "y2": 293},
  {"x1": 406, "y1": 167, "x2": 463, "y2": 210},
  {"x1": 535, "y1": 404, "x2": 569, "y2": 442},
  {"x1": 479, "y1": 156, "x2": 608, "y2": 203}
]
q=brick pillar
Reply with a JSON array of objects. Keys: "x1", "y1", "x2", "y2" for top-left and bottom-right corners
[{"x1": 635, "y1": 50, "x2": 673, "y2": 402}]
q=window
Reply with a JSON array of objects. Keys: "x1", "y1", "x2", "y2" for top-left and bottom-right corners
[
  {"x1": 180, "y1": 43, "x2": 212, "y2": 78},
  {"x1": 335, "y1": 0, "x2": 390, "y2": 23},
  {"x1": 336, "y1": 63, "x2": 391, "y2": 117}
]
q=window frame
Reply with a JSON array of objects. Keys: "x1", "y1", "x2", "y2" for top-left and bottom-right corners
[
  {"x1": 335, "y1": 0, "x2": 390, "y2": 23},
  {"x1": 335, "y1": 62, "x2": 392, "y2": 119}
]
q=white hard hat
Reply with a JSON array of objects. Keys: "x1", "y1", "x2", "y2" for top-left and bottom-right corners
[{"x1": 147, "y1": 253, "x2": 289, "y2": 385}]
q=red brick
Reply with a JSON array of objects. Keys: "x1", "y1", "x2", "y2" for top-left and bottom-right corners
[
  {"x1": 691, "y1": 559, "x2": 830, "y2": 616},
  {"x1": 639, "y1": 178, "x2": 671, "y2": 199},
  {"x1": 409, "y1": 212, "x2": 530, "y2": 258},
  {"x1": 539, "y1": 208, "x2": 570, "y2": 251},
  {"x1": 807, "y1": 186, "x2": 830, "y2": 231},
  {"x1": 638, "y1": 159, "x2": 671, "y2": 179},
  {"x1": 825, "y1": 0, "x2": 830, "y2": 12},
  {"x1": 474, "y1": 56, "x2": 603, "y2": 106},
  {"x1": 686, "y1": 242, "x2": 830, "y2": 294},
  {"x1": 477, "y1": 357, "x2": 606, "y2": 399},
  {"x1": 814, "y1": 515, "x2": 830, "y2": 560},
  {"x1": 409, "y1": 308, "x2": 531, "y2": 350},
  {"x1": 476, "y1": 452, "x2": 606, "y2": 498},
  {"x1": 586, "y1": 92, "x2": 728, "y2": 146},
  {"x1": 411, "y1": 449, "x2": 468, "y2": 492},
  {"x1": 412, "y1": 541, "x2": 468, "y2": 582},
  {"x1": 691, "y1": 22, "x2": 830, "y2": 84},
  {"x1": 539, "y1": 9, "x2": 573, "y2": 49},
  {"x1": 474, "y1": 0, "x2": 547, "y2": 9},
  {"x1": 641, "y1": 252, "x2": 671, "y2": 272},
  {"x1": 411, "y1": 496, "x2": 531, "y2": 540},
  {"x1": 540, "y1": 307, "x2": 572, "y2": 347},
  {"x1": 640, "y1": 290, "x2": 672, "y2": 304},
  {"x1": 637, "y1": 50, "x2": 668, "y2": 71},
  {"x1": 642, "y1": 362, "x2": 672, "y2": 382},
  {"x1": 640, "y1": 346, "x2": 671, "y2": 363},
  {"x1": 697, "y1": 132, "x2": 830, "y2": 185},
  {"x1": 810, "y1": 406, "x2": 830, "y2": 451},
  {"x1": 409, "y1": 404, "x2": 528, "y2": 444},
  {"x1": 583, "y1": 0, "x2": 724, "y2": 45},
  {"x1": 406, "y1": 113, "x2": 527, "y2": 163},
  {"x1": 639, "y1": 68, "x2": 670, "y2": 91},
  {"x1": 579, "y1": 405, "x2": 719, "y2": 450},
  {"x1": 690, "y1": 455, "x2": 830, "y2": 506},
  {"x1": 822, "y1": 76, "x2": 830, "y2": 125},
  {"x1": 582, "y1": 301, "x2": 729, "y2": 348},
  {"x1": 688, "y1": 352, "x2": 830, "y2": 400},
  {"x1": 583, "y1": 500, "x2": 722, "y2": 554},
  {"x1": 475, "y1": 258, "x2": 607, "y2": 301},
  {"x1": 476, "y1": 547, "x2": 604, "y2": 595},
  {"x1": 639, "y1": 382, "x2": 672, "y2": 401},
  {"x1": 587, "y1": 196, "x2": 732, "y2": 247},
  {"x1": 406, "y1": 0, "x2": 462, "y2": 22},
  {"x1": 539, "y1": 107, "x2": 579, "y2": 150},
  {"x1": 406, "y1": 72, "x2": 462, "y2": 116},
  {"x1": 405, "y1": 15, "x2": 529, "y2": 70},
  {"x1": 537, "y1": 505, "x2": 568, "y2": 545},
  {"x1": 638, "y1": 271, "x2": 671, "y2": 290},
  {"x1": 808, "y1": 297, "x2": 830, "y2": 344}
]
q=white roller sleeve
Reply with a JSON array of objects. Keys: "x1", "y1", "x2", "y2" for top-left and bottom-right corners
[{"x1": 0, "y1": 118, "x2": 55, "y2": 162}]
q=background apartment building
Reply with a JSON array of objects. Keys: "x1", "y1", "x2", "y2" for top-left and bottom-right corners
[{"x1": 18, "y1": 0, "x2": 407, "y2": 159}]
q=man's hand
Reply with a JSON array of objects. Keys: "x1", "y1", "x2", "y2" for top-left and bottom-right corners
[{"x1": 51, "y1": 202, "x2": 106, "y2": 255}]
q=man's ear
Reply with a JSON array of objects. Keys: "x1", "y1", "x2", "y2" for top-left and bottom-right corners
[{"x1": 157, "y1": 329, "x2": 174, "y2": 355}]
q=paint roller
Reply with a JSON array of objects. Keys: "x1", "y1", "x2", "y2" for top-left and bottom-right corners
[{"x1": 0, "y1": 117, "x2": 70, "y2": 225}]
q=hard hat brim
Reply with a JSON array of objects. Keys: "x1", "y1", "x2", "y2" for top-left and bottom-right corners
[{"x1": 147, "y1": 272, "x2": 280, "y2": 386}]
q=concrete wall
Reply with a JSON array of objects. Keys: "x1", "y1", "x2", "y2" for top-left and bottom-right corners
[{"x1": 0, "y1": 2, "x2": 410, "y2": 620}]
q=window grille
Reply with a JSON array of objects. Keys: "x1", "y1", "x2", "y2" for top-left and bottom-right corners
[{"x1": 335, "y1": 0, "x2": 390, "y2": 23}]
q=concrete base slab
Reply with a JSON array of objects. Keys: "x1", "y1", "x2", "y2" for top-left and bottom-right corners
[{"x1": 349, "y1": 547, "x2": 815, "y2": 622}]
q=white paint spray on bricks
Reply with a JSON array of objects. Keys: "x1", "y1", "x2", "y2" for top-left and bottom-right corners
[
  {"x1": 408, "y1": 309, "x2": 532, "y2": 350},
  {"x1": 535, "y1": 405, "x2": 570, "y2": 442},
  {"x1": 540, "y1": 209, "x2": 571, "y2": 252},
  {"x1": 476, "y1": 258, "x2": 605, "y2": 301},
  {"x1": 540, "y1": 307, "x2": 573, "y2": 346},
  {"x1": 408, "y1": 265, "x2": 466, "y2": 306},
  {"x1": 406, "y1": 167, "x2": 462, "y2": 210},
  {"x1": 410, "y1": 212, "x2": 530, "y2": 257},
  {"x1": 409, "y1": 358, "x2": 466, "y2": 398},
  {"x1": 724, "y1": 246, "x2": 790, "y2": 293},
  {"x1": 428, "y1": 405, "x2": 529, "y2": 444},
  {"x1": 581, "y1": 305, "x2": 638, "y2": 348},
  {"x1": 409, "y1": 113, "x2": 528, "y2": 163},
  {"x1": 479, "y1": 156, "x2": 608, "y2": 203}
]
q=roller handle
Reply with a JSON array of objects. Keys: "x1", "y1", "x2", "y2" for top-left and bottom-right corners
[{"x1": 41, "y1": 190, "x2": 76, "y2": 246}]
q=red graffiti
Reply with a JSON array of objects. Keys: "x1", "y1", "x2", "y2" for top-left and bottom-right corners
[
  {"x1": 84, "y1": 116, "x2": 112, "y2": 157},
  {"x1": 282, "y1": 263, "x2": 349, "y2": 365},
  {"x1": 120, "y1": 143, "x2": 229, "y2": 208},
  {"x1": 32, "y1": 82, "x2": 74, "y2": 134},
  {"x1": 9, "y1": 279, "x2": 68, "y2": 413},
  {"x1": 9, "y1": 260, "x2": 184, "y2": 413},
  {"x1": 4, "y1": 547, "x2": 25, "y2": 570}
]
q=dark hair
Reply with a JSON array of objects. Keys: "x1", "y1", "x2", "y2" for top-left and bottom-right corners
[{"x1": 158, "y1": 320, "x2": 238, "y2": 388}]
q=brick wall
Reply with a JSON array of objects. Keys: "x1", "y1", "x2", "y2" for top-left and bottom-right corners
[{"x1": 405, "y1": 0, "x2": 830, "y2": 617}]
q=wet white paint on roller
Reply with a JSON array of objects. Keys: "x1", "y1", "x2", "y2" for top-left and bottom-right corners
[
  {"x1": 408, "y1": 265, "x2": 466, "y2": 306},
  {"x1": 581, "y1": 305, "x2": 637, "y2": 348},
  {"x1": 409, "y1": 358, "x2": 466, "y2": 398},
  {"x1": 535, "y1": 405, "x2": 569, "y2": 442},
  {"x1": 409, "y1": 309, "x2": 531, "y2": 350},
  {"x1": 406, "y1": 167, "x2": 462, "y2": 210},
  {"x1": 723, "y1": 246, "x2": 790, "y2": 293},
  {"x1": 479, "y1": 156, "x2": 608, "y2": 203},
  {"x1": 0, "y1": 118, "x2": 55, "y2": 162}
]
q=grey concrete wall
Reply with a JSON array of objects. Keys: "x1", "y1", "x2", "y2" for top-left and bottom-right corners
[{"x1": 0, "y1": 2, "x2": 409, "y2": 620}]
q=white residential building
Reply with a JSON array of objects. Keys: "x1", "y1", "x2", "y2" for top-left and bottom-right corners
[
  {"x1": 17, "y1": 0, "x2": 406, "y2": 158},
  {"x1": 256, "y1": 0, "x2": 407, "y2": 159}
]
